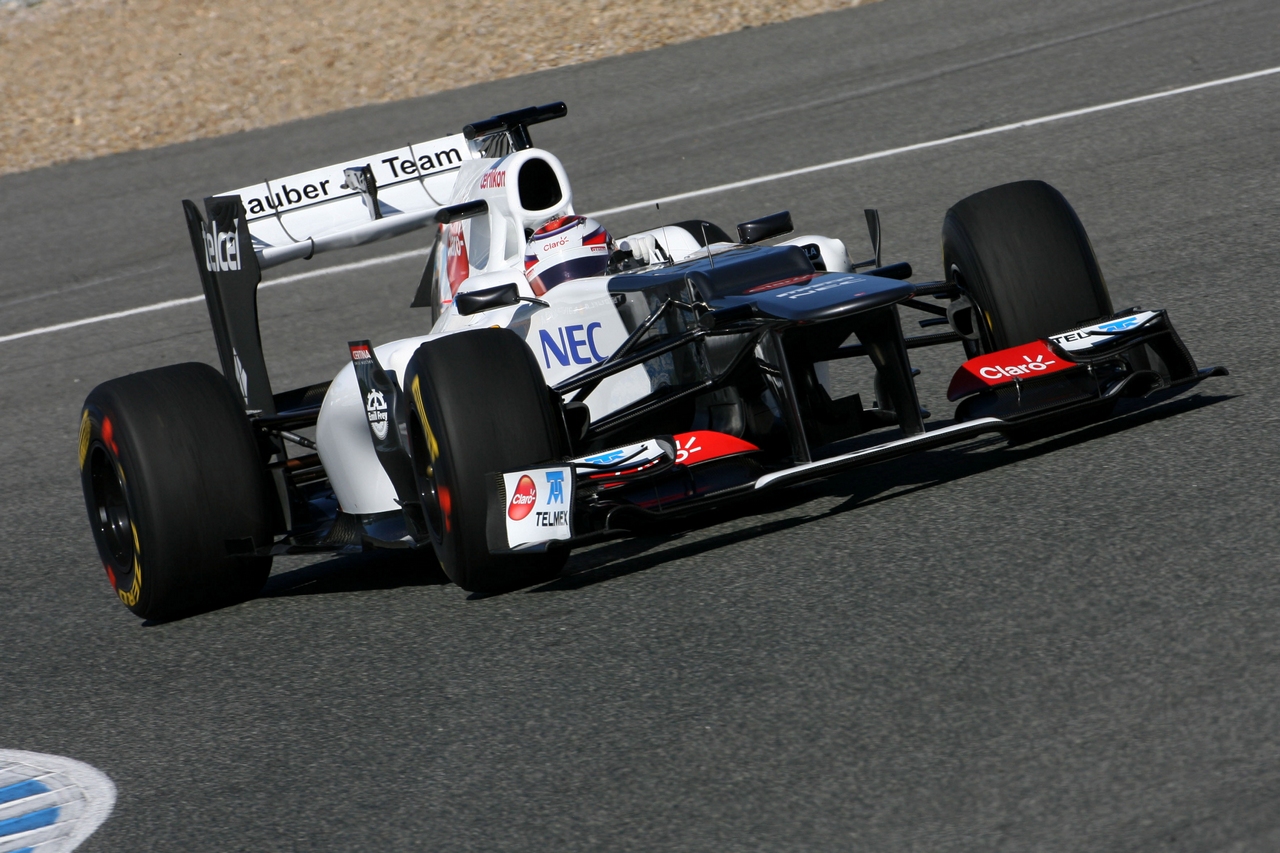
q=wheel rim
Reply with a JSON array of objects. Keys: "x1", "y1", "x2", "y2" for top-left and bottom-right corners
[{"x1": 88, "y1": 444, "x2": 134, "y2": 569}]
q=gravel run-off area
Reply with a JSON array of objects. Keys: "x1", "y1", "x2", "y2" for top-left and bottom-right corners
[{"x1": 0, "y1": 0, "x2": 874, "y2": 176}]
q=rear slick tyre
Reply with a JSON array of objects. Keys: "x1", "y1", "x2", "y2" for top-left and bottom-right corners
[
  {"x1": 79, "y1": 362, "x2": 274, "y2": 620},
  {"x1": 404, "y1": 328, "x2": 570, "y2": 594},
  {"x1": 942, "y1": 180, "x2": 1113, "y2": 354}
]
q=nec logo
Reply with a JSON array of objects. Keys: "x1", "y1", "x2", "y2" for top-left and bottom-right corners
[
  {"x1": 202, "y1": 219, "x2": 242, "y2": 272},
  {"x1": 540, "y1": 323, "x2": 605, "y2": 368}
]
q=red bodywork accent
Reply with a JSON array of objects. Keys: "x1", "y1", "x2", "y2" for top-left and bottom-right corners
[
  {"x1": 446, "y1": 222, "x2": 469, "y2": 296},
  {"x1": 947, "y1": 340, "x2": 1076, "y2": 401},
  {"x1": 672, "y1": 431, "x2": 760, "y2": 466},
  {"x1": 104, "y1": 564, "x2": 117, "y2": 589}
]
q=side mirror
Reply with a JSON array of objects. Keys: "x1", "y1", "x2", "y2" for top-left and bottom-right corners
[
  {"x1": 456, "y1": 283, "x2": 520, "y2": 316},
  {"x1": 736, "y1": 211, "x2": 793, "y2": 245}
]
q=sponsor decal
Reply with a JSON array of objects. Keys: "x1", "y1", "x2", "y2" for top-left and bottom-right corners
[
  {"x1": 574, "y1": 440, "x2": 671, "y2": 479},
  {"x1": 1050, "y1": 311, "x2": 1159, "y2": 352},
  {"x1": 742, "y1": 274, "x2": 817, "y2": 295},
  {"x1": 0, "y1": 749, "x2": 117, "y2": 853},
  {"x1": 349, "y1": 343, "x2": 373, "y2": 361},
  {"x1": 365, "y1": 389, "x2": 389, "y2": 440},
  {"x1": 380, "y1": 148, "x2": 463, "y2": 179},
  {"x1": 539, "y1": 322, "x2": 606, "y2": 368},
  {"x1": 232, "y1": 348, "x2": 249, "y2": 403},
  {"x1": 672, "y1": 431, "x2": 760, "y2": 466},
  {"x1": 770, "y1": 274, "x2": 863, "y2": 300},
  {"x1": 503, "y1": 466, "x2": 573, "y2": 547},
  {"x1": 244, "y1": 181, "x2": 332, "y2": 216},
  {"x1": 508, "y1": 474, "x2": 537, "y2": 520},
  {"x1": 583, "y1": 449, "x2": 627, "y2": 466},
  {"x1": 479, "y1": 169, "x2": 507, "y2": 190},
  {"x1": 239, "y1": 148, "x2": 465, "y2": 216},
  {"x1": 446, "y1": 221, "x2": 469, "y2": 295},
  {"x1": 201, "y1": 218, "x2": 242, "y2": 272},
  {"x1": 946, "y1": 340, "x2": 1076, "y2": 400}
]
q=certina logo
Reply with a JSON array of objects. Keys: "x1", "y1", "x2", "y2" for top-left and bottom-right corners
[
  {"x1": 979, "y1": 353, "x2": 1057, "y2": 380},
  {"x1": 365, "y1": 389, "x2": 388, "y2": 440},
  {"x1": 350, "y1": 344, "x2": 372, "y2": 361},
  {"x1": 508, "y1": 474, "x2": 537, "y2": 520},
  {"x1": 202, "y1": 219, "x2": 242, "y2": 272},
  {"x1": 479, "y1": 169, "x2": 506, "y2": 190}
]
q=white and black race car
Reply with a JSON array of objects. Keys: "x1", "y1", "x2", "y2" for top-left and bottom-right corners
[{"x1": 78, "y1": 103, "x2": 1226, "y2": 618}]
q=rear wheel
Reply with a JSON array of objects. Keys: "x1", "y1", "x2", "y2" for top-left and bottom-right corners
[
  {"x1": 942, "y1": 180, "x2": 1113, "y2": 356},
  {"x1": 79, "y1": 363, "x2": 275, "y2": 620},
  {"x1": 404, "y1": 328, "x2": 569, "y2": 593}
]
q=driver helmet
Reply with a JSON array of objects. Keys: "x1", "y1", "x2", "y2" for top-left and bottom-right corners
[{"x1": 523, "y1": 215, "x2": 612, "y2": 295}]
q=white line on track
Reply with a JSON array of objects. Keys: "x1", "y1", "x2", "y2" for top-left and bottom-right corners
[{"x1": 3, "y1": 63, "x2": 1278, "y2": 346}]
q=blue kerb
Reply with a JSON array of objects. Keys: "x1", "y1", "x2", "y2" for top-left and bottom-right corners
[
  {"x1": 0, "y1": 779, "x2": 49, "y2": 806},
  {"x1": 0, "y1": 805, "x2": 60, "y2": 838}
]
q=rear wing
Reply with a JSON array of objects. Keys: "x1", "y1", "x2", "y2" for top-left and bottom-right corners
[{"x1": 181, "y1": 103, "x2": 566, "y2": 415}]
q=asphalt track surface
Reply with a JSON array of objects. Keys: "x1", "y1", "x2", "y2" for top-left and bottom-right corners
[{"x1": 2, "y1": 0, "x2": 1278, "y2": 849}]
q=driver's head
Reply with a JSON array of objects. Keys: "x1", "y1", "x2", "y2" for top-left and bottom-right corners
[{"x1": 523, "y1": 215, "x2": 612, "y2": 295}]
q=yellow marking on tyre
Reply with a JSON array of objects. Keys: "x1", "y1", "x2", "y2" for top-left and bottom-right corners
[
  {"x1": 78, "y1": 410, "x2": 91, "y2": 470},
  {"x1": 411, "y1": 375, "x2": 439, "y2": 463},
  {"x1": 119, "y1": 522, "x2": 142, "y2": 606}
]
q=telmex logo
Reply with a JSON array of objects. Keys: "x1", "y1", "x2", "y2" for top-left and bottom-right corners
[
  {"x1": 509, "y1": 474, "x2": 537, "y2": 520},
  {"x1": 1098, "y1": 316, "x2": 1141, "y2": 333},
  {"x1": 202, "y1": 219, "x2": 241, "y2": 272},
  {"x1": 979, "y1": 353, "x2": 1057, "y2": 380}
]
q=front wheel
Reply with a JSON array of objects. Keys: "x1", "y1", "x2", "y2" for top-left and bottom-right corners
[
  {"x1": 403, "y1": 329, "x2": 570, "y2": 593},
  {"x1": 942, "y1": 180, "x2": 1113, "y2": 355},
  {"x1": 79, "y1": 363, "x2": 275, "y2": 620}
]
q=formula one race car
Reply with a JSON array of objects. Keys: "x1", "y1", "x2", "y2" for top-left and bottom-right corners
[{"x1": 79, "y1": 103, "x2": 1226, "y2": 618}]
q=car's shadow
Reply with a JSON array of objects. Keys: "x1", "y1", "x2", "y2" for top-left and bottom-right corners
[
  {"x1": 247, "y1": 389, "x2": 1233, "y2": 602},
  {"x1": 527, "y1": 390, "x2": 1235, "y2": 594},
  {"x1": 261, "y1": 548, "x2": 449, "y2": 598}
]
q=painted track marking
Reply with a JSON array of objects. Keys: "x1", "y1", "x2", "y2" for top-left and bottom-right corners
[{"x1": 1, "y1": 63, "x2": 1277, "y2": 346}]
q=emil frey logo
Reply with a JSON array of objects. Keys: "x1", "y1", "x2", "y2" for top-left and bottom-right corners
[
  {"x1": 979, "y1": 353, "x2": 1057, "y2": 380},
  {"x1": 365, "y1": 389, "x2": 388, "y2": 440},
  {"x1": 202, "y1": 219, "x2": 242, "y2": 272}
]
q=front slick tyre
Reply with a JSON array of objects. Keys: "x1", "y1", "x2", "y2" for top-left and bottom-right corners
[
  {"x1": 942, "y1": 179, "x2": 1113, "y2": 353},
  {"x1": 79, "y1": 363, "x2": 274, "y2": 620},
  {"x1": 405, "y1": 328, "x2": 569, "y2": 594}
]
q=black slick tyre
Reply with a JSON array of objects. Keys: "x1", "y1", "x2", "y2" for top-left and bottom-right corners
[
  {"x1": 942, "y1": 180, "x2": 1113, "y2": 354},
  {"x1": 79, "y1": 362, "x2": 275, "y2": 620},
  {"x1": 404, "y1": 328, "x2": 569, "y2": 594}
]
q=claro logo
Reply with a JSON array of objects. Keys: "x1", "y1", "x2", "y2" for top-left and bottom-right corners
[
  {"x1": 202, "y1": 219, "x2": 242, "y2": 272},
  {"x1": 978, "y1": 353, "x2": 1057, "y2": 380},
  {"x1": 508, "y1": 474, "x2": 537, "y2": 520}
]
